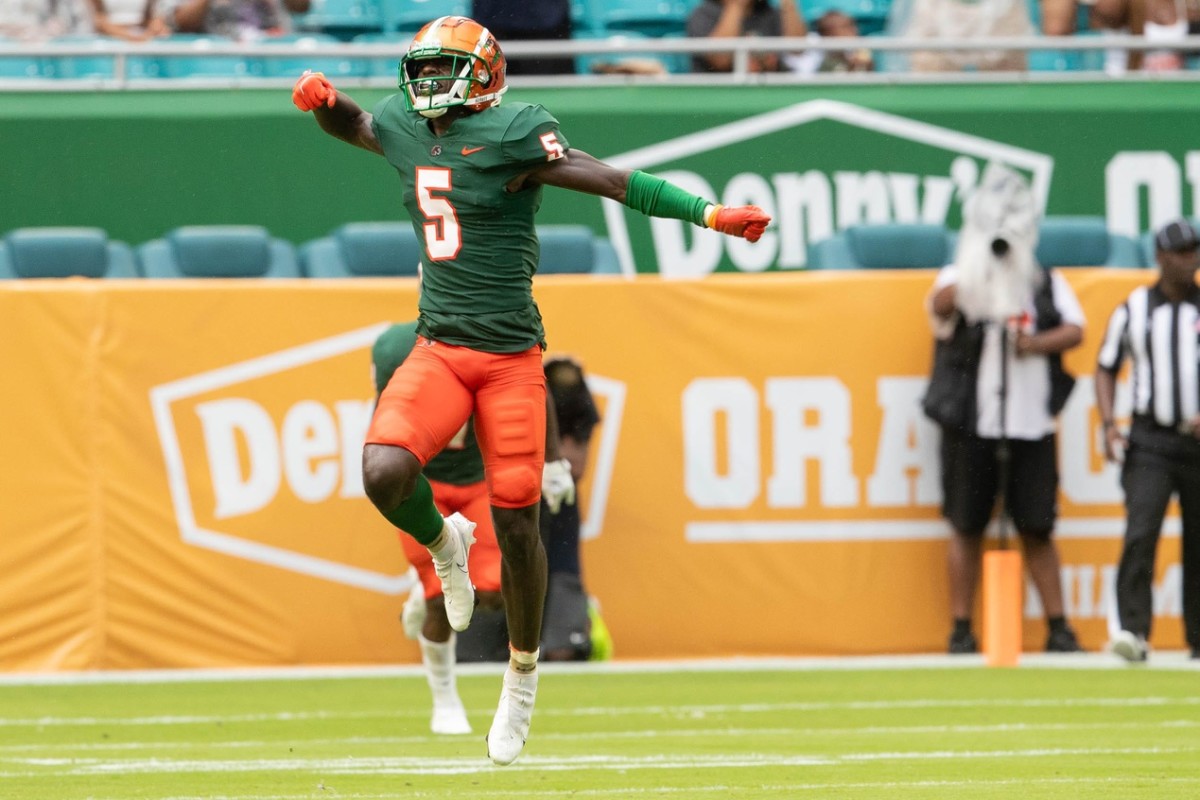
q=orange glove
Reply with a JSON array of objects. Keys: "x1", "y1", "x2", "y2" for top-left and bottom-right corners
[
  {"x1": 706, "y1": 204, "x2": 771, "y2": 243},
  {"x1": 292, "y1": 70, "x2": 336, "y2": 112}
]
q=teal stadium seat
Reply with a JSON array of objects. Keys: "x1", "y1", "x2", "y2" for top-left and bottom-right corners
[
  {"x1": 595, "y1": 0, "x2": 691, "y2": 36},
  {"x1": 294, "y1": 0, "x2": 384, "y2": 38},
  {"x1": 261, "y1": 33, "x2": 365, "y2": 78},
  {"x1": 300, "y1": 222, "x2": 422, "y2": 277},
  {"x1": 0, "y1": 227, "x2": 139, "y2": 279},
  {"x1": 48, "y1": 35, "x2": 160, "y2": 79},
  {"x1": 1036, "y1": 216, "x2": 1143, "y2": 267},
  {"x1": 381, "y1": 0, "x2": 468, "y2": 33},
  {"x1": 573, "y1": 29, "x2": 685, "y2": 74},
  {"x1": 806, "y1": 223, "x2": 954, "y2": 270},
  {"x1": 538, "y1": 225, "x2": 619, "y2": 274},
  {"x1": 351, "y1": 32, "x2": 410, "y2": 78},
  {"x1": 138, "y1": 226, "x2": 300, "y2": 278},
  {"x1": 0, "y1": 36, "x2": 48, "y2": 78},
  {"x1": 151, "y1": 35, "x2": 258, "y2": 79}
]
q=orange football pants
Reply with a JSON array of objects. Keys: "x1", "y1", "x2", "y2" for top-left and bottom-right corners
[
  {"x1": 401, "y1": 478, "x2": 502, "y2": 600},
  {"x1": 366, "y1": 336, "x2": 546, "y2": 509}
]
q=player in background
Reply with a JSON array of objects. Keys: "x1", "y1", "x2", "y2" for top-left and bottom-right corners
[
  {"x1": 293, "y1": 14, "x2": 770, "y2": 765},
  {"x1": 373, "y1": 321, "x2": 574, "y2": 735}
]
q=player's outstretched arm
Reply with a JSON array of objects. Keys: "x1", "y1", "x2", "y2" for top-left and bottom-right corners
[
  {"x1": 292, "y1": 70, "x2": 383, "y2": 156},
  {"x1": 531, "y1": 149, "x2": 770, "y2": 242}
]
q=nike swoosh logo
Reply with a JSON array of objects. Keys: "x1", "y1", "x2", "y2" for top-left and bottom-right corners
[
  {"x1": 461, "y1": 145, "x2": 485, "y2": 156},
  {"x1": 454, "y1": 559, "x2": 468, "y2": 573}
]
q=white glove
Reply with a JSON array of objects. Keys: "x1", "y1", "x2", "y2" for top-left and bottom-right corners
[{"x1": 541, "y1": 457, "x2": 576, "y2": 514}]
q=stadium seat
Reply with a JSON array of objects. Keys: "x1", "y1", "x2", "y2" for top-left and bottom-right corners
[
  {"x1": 595, "y1": 0, "x2": 691, "y2": 36},
  {"x1": 0, "y1": 36, "x2": 48, "y2": 79},
  {"x1": 537, "y1": 225, "x2": 598, "y2": 274},
  {"x1": 293, "y1": 0, "x2": 384, "y2": 38},
  {"x1": 381, "y1": 0, "x2": 469, "y2": 33},
  {"x1": 138, "y1": 226, "x2": 300, "y2": 278},
  {"x1": 573, "y1": 29, "x2": 682, "y2": 75},
  {"x1": 806, "y1": 223, "x2": 953, "y2": 270},
  {"x1": 351, "y1": 32, "x2": 410, "y2": 78},
  {"x1": 152, "y1": 35, "x2": 258, "y2": 79},
  {"x1": 260, "y1": 33, "x2": 365, "y2": 78},
  {"x1": 1036, "y1": 216, "x2": 1143, "y2": 267},
  {"x1": 300, "y1": 222, "x2": 421, "y2": 277},
  {"x1": 0, "y1": 227, "x2": 139, "y2": 279},
  {"x1": 591, "y1": 237, "x2": 622, "y2": 274}
]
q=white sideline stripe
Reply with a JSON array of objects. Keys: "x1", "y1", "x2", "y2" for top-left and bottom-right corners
[
  {"x1": 1, "y1": 719, "x2": 1195, "y2": 753},
  {"x1": 685, "y1": 516, "x2": 1181, "y2": 542},
  {"x1": 127, "y1": 776, "x2": 1200, "y2": 800},
  {"x1": 3, "y1": 696, "x2": 1197, "y2": 727},
  {"x1": 0, "y1": 746, "x2": 1190, "y2": 777},
  {"x1": 1, "y1": 650, "x2": 1197, "y2": 687}
]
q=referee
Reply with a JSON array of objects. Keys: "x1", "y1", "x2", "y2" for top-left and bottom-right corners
[{"x1": 1096, "y1": 218, "x2": 1200, "y2": 663}]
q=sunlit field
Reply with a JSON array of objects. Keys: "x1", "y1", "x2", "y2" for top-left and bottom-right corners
[{"x1": 2, "y1": 657, "x2": 1198, "y2": 800}]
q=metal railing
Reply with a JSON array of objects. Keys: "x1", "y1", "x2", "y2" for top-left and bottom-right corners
[{"x1": 2, "y1": 33, "x2": 1200, "y2": 90}]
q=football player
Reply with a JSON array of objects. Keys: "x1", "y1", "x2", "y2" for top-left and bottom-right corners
[{"x1": 293, "y1": 15, "x2": 770, "y2": 766}]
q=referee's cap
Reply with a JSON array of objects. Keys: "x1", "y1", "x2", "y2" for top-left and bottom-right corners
[{"x1": 1154, "y1": 218, "x2": 1200, "y2": 253}]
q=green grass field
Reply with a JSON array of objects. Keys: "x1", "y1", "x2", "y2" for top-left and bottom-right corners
[{"x1": 2, "y1": 659, "x2": 1198, "y2": 799}]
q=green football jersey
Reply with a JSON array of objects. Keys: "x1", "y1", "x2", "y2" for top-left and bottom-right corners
[
  {"x1": 371, "y1": 97, "x2": 571, "y2": 354},
  {"x1": 371, "y1": 322, "x2": 485, "y2": 486}
]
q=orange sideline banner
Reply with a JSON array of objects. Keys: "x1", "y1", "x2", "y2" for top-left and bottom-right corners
[{"x1": 0, "y1": 270, "x2": 1183, "y2": 670}]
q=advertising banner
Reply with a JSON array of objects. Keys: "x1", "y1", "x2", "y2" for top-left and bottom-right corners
[{"x1": 0, "y1": 270, "x2": 1184, "y2": 669}]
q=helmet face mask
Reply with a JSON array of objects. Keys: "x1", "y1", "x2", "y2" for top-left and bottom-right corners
[{"x1": 399, "y1": 16, "x2": 507, "y2": 119}]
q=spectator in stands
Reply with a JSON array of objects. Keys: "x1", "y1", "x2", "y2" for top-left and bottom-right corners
[
  {"x1": 158, "y1": 0, "x2": 309, "y2": 40},
  {"x1": 899, "y1": 0, "x2": 1035, "y2": 71},
  {"x1": 0, "y1": 0, "x2": 93, "y2": 39},
  {"x1": 85, "y1": 0, "x2": 169, "y2": 40},
  {"x1": 472, "y1": 0, "x2": 574, "y2": 74},
  {"x1": 686, "y1": 0, "x2": 808, "y2": 73},
  {"x1": 540, "y1": 355, "x2": 605, "y2": 662},
  {"x1": 1040, "y1": 0, "x2": 1190, "y2": 73},
  {"x1": 813, "y1": 10, "x2": 873, "y2": 72}
]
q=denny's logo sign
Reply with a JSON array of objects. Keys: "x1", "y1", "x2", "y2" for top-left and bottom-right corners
[
  {"x1": 150, "y1": 325, "x2": 623, "y2": 591},
  {"x1": 148, "y1": 324, "x2": 413, "y2": 594}
]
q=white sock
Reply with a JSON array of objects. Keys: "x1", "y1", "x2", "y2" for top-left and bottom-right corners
[
  {"x1": 428, "y1": 518, "x2": 455, "y2": 565},
  {"x1": 419, "y1": 633, "x2": 458, "y2": 697}
]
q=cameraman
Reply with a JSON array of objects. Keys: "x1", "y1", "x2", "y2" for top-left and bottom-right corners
[{"x1": 924, "y1": 164, "x2": 1085, "y2": 654}]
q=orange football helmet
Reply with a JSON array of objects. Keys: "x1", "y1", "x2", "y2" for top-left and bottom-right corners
[{"x1": 399, "y1": 16, "x2": 507, "y2": 119}]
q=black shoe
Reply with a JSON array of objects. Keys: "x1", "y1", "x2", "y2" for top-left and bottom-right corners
[
  {"x1": 1045, "y1": 626, "x2": 1083, "y2": 653},
  {"x1": 948, "y1": 629, "x2": 978, "y2": 654},
  {"x1": 1190, "y1": 648, "x2": 1199, "y2": 660}
]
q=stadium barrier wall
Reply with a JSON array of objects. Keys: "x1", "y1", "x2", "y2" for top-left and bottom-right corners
[
  {"x1": 0, "y1": 270, "x2": 1183, "y2": 670},
  {"x1": 2, "y1": 81, "x2": 1199, "y2": 275}
]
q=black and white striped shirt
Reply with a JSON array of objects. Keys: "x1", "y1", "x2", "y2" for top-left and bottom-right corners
[{"x1": 1096, "y1": 284, "x2": 1200, "y2": 428}]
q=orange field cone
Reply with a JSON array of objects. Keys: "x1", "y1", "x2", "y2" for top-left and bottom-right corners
[{"x1": 982, "y1": 548, "x2": 1023, "y2": 667}]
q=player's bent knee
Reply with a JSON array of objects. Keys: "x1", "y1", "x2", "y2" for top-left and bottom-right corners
[
  {"x1": 490, "y1": 464, "x2": 541, "y2": 508},
  {"x1": 362, "y1": 444, "x2": 421, "y2": 510}
]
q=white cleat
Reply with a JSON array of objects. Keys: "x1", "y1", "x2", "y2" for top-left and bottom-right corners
[
  {"x1": 486, "y1": 667, "x2": 538, "y2": 766},
  {"x1": 400, "y1": 569, "x2": 427, "y2": 640},
  {"x1": 1110, "y1": 629, "x2": 1149, "y2": 663},
  {"x1": 433, "y1": 513, "x2": 476, "y2": 632},
  {"x1": 431, "y1": 696, "x2": 472, "y2": 735}
]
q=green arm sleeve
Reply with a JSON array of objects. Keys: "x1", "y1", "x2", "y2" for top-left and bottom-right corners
[{"x1": 623, "y1": 170, "x2": 712, "y2": 227}]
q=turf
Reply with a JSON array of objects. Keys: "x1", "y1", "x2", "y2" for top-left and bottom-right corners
[{"x1": 1, "y1": 662, "x2": 1198, "y2": 799}]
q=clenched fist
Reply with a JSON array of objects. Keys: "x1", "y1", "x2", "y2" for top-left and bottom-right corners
[{"x1": 706, "y1": 204, "x2": 771, "y2": 243}]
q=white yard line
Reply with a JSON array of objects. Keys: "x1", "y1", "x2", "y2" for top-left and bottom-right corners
[
  {"x1": 2, "y1": 695, "x2": 1198, "y2": 728},
  {"x1": 1, "y1": 718, "x2": 1195, "y2": 754},
  {"x1": 1, "y1": 651, "x2": 1196, "y2": 687},
  {"x1": 0, "y1": 745, "x2": 1194, "y2": 778}
]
